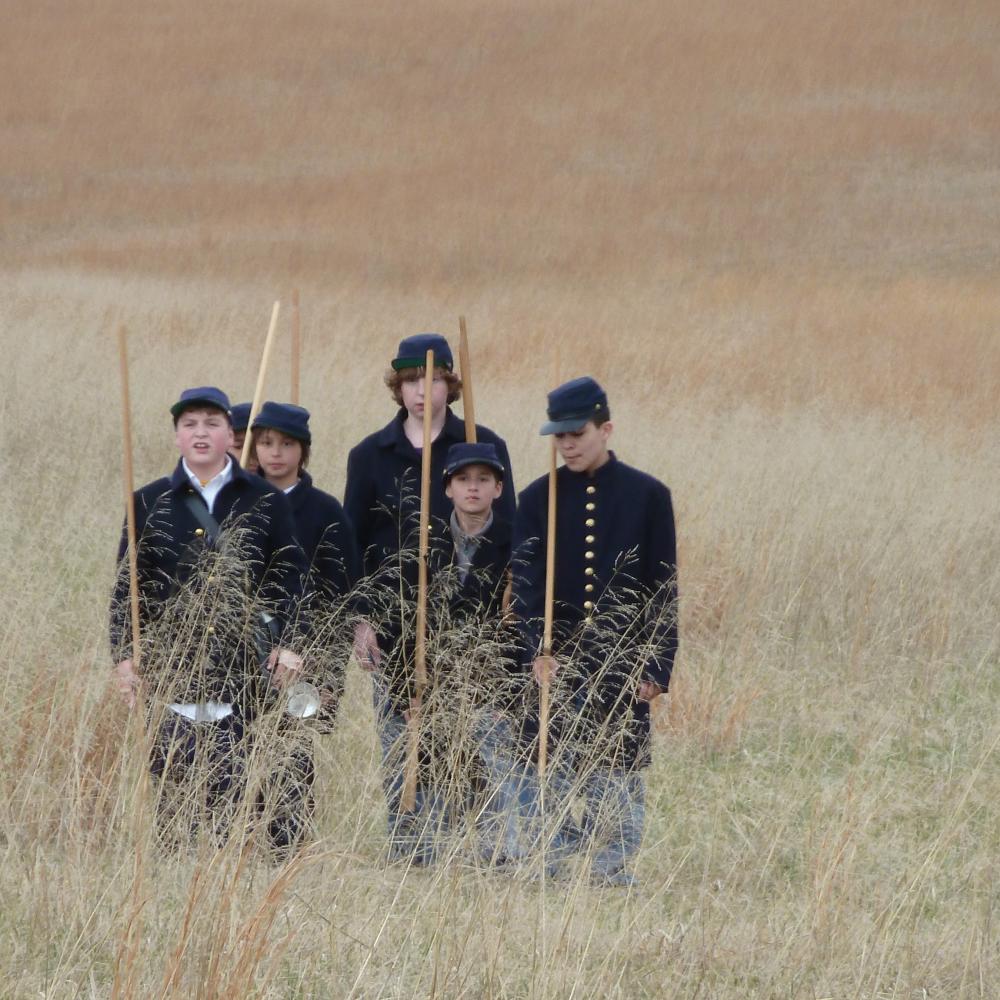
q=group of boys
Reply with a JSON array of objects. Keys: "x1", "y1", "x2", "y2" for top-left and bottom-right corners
[{"x1": 110, "y1": 332, "x2": 678, "y2": 886}]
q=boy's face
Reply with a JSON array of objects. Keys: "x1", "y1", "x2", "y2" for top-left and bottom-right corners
[
  {"x1": 255, "y1": 428, "x2": 303, "y2": 484},
  {"x1": 229, "y1": 429, "x2": 246, "y2": 462},
  {"x1": 554, "y1": 420, "x2": 613, "y2": 474},
  {"x1": 175, "y1": 407, "x2": 233, "y2": 474},
  {"x1": 445, "y1": 464, "x2": 503, "y2": 518},
  {"x1": 400, "y1": 368, "x2": 449, "y2": 421}
]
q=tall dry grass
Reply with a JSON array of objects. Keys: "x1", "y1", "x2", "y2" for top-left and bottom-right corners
[{"x1": 2, "y1": 0, "x2": 1000, "y2": 996}]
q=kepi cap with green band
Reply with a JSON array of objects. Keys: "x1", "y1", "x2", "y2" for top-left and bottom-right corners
[{"x1": 391, "y1": 333, "x2": 454, "y2": 371}]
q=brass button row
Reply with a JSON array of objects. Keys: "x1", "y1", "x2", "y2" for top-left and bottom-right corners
[{"x1": 584, "y1": 484, "x2": 597, "y2": 617}]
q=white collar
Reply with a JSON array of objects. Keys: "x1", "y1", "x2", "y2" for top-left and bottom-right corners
[{"x1": 182, "y1": 455, "x2": 233, "y2": 489}]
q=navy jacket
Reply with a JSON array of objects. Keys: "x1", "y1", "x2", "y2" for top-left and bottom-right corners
[
  {"x1": 512, "y1": 453, "x2": 678, "y2": 768},
  {"x1": 286, "y1": 471, "x2": 359, "y2": 604},
  {"x1": 345, "y1": 408, "x2": 515, "y2": 576},
  {"x1": 344, "y1": 407, "x2": 515, "y2": 625},
  {"x1": 109, "y1": 460, "x2": 308, "y2": 709},
  {"x1": 370, "y1": 512, "x2": 517, "y2": 714}
]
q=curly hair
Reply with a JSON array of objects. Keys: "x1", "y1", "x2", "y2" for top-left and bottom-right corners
[{"x1": 384, "y1": 366, "x2": 463, "y2": 407}]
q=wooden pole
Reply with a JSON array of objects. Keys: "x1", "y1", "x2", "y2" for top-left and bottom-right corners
[
  {"x1": 538, "y1": 353, "x2": 561, "y2": 777},
  {"x1": 111, "y1": 324, "x2": 149, "y2": 1000},
  {"x1": 118, "y1": 326, "x2": 142, "y2": 676},
  {"x1": 402, "y1": 348, "x2": 435, "y2": 811},
  {"x1": 538, "y1": 441, "x2": 557, "y2": 777},
  {"x1": 240, "y1": 300, "x2": 281, "y2": 468},
  {"x1": 458, "y1": 316, "x2": 476, "y2": 443},
  {"x1": 290, "y1": 288, "x2": 301, "y2": 405}
]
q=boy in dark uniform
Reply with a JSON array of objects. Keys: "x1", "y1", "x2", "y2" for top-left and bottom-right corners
[
  {"x1": 109, "y1": 386, "x2": 309, "y2": 846},
  {"x1": 434, "y1": 442, "x2": 522, "y2": 864},
  {"x1": 249, "y1": 400, "x2": 360, "y2": 853},
  {"x1": 343, "y1": 334, "x2": 516, "y2": 860},
  {"x1": 512, "y1": 377, "x2": 678, "y2": 886},
  {"x1": 252, "y1": 401, "x2": 358, "y2": 610},
  {"x1": 227, "y1": 402, "x2": 255, "y2": 471}
]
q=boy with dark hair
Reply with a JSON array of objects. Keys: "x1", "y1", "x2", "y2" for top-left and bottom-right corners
[
  {"x1": 109, "y1": 386, "x2": 309, "y2": 847},
  {"x1": 250, "y1": 400, "x2": 360, "y2": 853},
  {"x1": 228, "y1": 401, "x2": 255, "y2": 471},
  {"x1": 344, "y1": 334, "x2": 516, "y2": 861},
  {"x1": 512, "y1": 376, "x2": 678, "y2": 886},
  {"x1": 436, "y1": 442, "x2": 523, "y2": 864},
  {"x1": 251, "y1": 401, "x2": 358, "y2": 607}
]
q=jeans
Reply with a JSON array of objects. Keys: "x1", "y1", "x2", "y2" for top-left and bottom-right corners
[
  {"x1": 372, "y1": 680, "x2": 449, "y2": 863},
  {"x1": 469, "y1": 709, "x2": 526, "y2": 863},
  {"x1": 518, "y1": 760, "x2": 646, "y2": 881}
]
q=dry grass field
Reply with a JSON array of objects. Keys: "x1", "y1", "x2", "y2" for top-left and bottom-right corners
[{"x1": 2, "y1": 1, "x2": 1000, "y2": 997}]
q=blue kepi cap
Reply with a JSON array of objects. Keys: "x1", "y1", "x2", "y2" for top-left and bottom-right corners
[
  {"x1": 391, "y1": 333, "x2": 454, "y2": 371},
  {"x1": 251, "y1": 401, "x2": 312, "y2": 444},
  {"x1": 170, "y1": 386, "x2": 232, "y2": 420},
  {"x1": 443, "y1": 442, "x2": 505, "y2": 481},
  {"x1": 540, "y1": 376, "x2": 609, "y2": 435},
  {"x1": 230, "y1": 402, "x2": 252, "y2": 432}
]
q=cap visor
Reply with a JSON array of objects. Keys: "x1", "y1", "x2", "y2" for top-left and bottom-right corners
[{"x1": 540, "y1": 416, "x2": 589, "y2": 435}]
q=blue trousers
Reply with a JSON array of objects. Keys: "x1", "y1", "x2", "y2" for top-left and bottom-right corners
[
  {"x1": 372, "y1": 681, "x2": 449, "y2": 863},
  {"x1": 468, "y1": 709, "x2": 526, "y2": 864},
  {"x1": 518, "y1": 761, "x2": 646, "y2": 881},
  {"x1": 372, "y1": 682, "x2": 525, "y2": 864}
]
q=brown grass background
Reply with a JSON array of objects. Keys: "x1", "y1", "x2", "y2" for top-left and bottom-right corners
[{"x1": 2, "y1": 1, "x2": 1000, "y2": 997}]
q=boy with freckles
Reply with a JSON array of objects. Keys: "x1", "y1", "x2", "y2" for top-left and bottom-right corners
[{"x1": 109, "y1": 386, "x2": 308, "y2": 847}]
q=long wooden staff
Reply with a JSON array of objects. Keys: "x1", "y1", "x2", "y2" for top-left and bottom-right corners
[
  {"x1": 118, "y1": 326, "x2": 142, "y2": 680},
  {"x1": 538, "y1": 437, "x2": 557, "y2": 777},
  {"x1": 402, "y1": 349, "x2": 435, "y2": 811},
  {"x1": 111, "y1": 325, "x2": 148, "y2": 1000},
  {"x1": 458, "y1": 316, "x2": 476, "y2": 443},
  {"x1": 290, "y1": 288, "x2": 301, "y2": 405},
  {"x1": 240, "y1": 300, "x2": 281, "y2": 468},
  {"x1": 538, "y1": 354, "x2": 561, "y2": 776}
]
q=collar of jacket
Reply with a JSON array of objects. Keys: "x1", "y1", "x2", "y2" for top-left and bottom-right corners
[
  {"x1": 562, "y1": 449, "x2": 619, "y2": 484},
  {"x1": 286, "y1": 470, "x2": 313, "y2": 512},
  {"x1": 168, "y1": 456, "x2": 257, "y2": 493},
  {"x1": 374, "y1": 407, "x2": 466, "y2": 450},
  {"x1": 437, "y1": 510, "x2": 511, "y2": 548}
]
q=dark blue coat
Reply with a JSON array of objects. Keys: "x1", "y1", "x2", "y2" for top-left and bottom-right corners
[
  {"x1": 344, "y1": 407, "x2": 515, "y2": 628},
  {"x1": 286, "y1": 471, "x2": 359, "y2": 604},
  {"x1": 109, "y1": 459, "x2": 308, "y2": 710},
  {"x1": 369, "y1": 513, "x2": 517, "y2": 713},
  {"x1": 345, "y1": 408, "x2": 515, "y2": 577},
  {"x1": 511, "y1": 453, "x2": 678, "y2": 769}
]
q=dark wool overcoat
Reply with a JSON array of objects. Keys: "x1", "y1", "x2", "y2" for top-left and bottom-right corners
[
  {"x1": 284, "y1": 470, "x2": 359, "y2": 723},
  {"x1": 511, "y1": 453, "x2": 678, "y2": 769},
  {"x1": 369, "y1": 512, "x2": 518, "y2": 715},
  {"x1": 285, "y1": 471, "x2": 359, "y2": 604},
  {"x1": 343, "y1": 407, "x2": 515, "y2": 638},
  {"x1": 109, "y1": 460, "x2": 308, "y2": 711}
]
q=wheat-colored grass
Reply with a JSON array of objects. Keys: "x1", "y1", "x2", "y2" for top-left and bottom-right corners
[{"x1": 2, "y1": 0, "x2": 1000, "y2": 996}]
